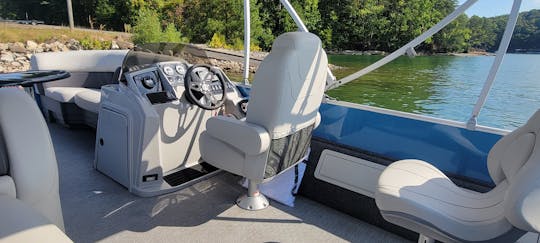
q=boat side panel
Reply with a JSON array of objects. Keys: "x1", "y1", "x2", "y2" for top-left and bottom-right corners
[{"x1": 314, "y1": 103, "x2": 502, "y2": 185}]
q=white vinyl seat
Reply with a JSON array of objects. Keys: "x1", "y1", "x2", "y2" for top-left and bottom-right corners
[
  {"x1": 44, "y1": 87, "x2": 91, "y2": 103},
  {"x1": 375, "y1": 110, "x2": 540, "y2": 242},
  {"x1": 0, "y1": 88, "x2": 71, "y2": 242},
  {"x1": 74, "y1": 88, "x2": 101, "y2": 113},
  {"x1": 199, "y1": 32, "x2": 328, "y2": 210}
]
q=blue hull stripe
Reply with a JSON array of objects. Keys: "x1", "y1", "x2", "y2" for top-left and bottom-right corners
[{"x1": 314, "y1": 103, "x2": 501, "y2": 185}]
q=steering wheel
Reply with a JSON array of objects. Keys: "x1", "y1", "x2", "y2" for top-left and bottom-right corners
[{"x1": 184, "y1": 64, "x2": 227, "y2": 110}]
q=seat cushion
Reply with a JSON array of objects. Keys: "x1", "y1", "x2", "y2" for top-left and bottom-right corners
[
  {"x1": 0, "y1": 195, "x2": 72, "y2": 242},
  {"x1": 44, "y1": 87, "x2": 90, "y2": 103},
  {"x1": 375, "y1": 159, "x2": 515, "y2": 242},
  {"x1": 74, "y1": 89, "x2": 101, "y2": 113}
]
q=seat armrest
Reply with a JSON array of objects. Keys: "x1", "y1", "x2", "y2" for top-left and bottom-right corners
[{"x1": 206, "y1": 116, "x2": 270, "y2": 155}]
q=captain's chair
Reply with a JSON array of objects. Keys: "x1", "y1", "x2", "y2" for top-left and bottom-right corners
[
  {"x1": 375, "y1": 110, "x2": 540, "y2": 242},
  {"x1": 199, "y1": 32, "x2": 328, "y2": 210},
  {"x1": 0, "y1": 88, "x2": 71, "y2": 242}
]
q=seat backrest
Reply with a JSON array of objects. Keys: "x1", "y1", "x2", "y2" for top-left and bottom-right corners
[
  {"x1": 246, "y1": 32, "x2": 328, "y2": 139},
  {"x1": 487, "y1": 109, "x2": 540, "y2": 233},
  {"x1": 31, "y1": 50, "x2": 128, "y2": 92},
  {"x1": 0, "y1": 88, "x2": 65, "y2": 230}
]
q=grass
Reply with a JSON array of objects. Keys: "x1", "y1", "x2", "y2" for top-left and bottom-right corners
[{"x1": 0, "y1": 22, "x2": 131, "y2": 43}]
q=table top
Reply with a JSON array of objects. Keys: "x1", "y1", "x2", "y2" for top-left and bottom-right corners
[{"x1": 0, "y1": 70, "x2": 70, "y2": 87}]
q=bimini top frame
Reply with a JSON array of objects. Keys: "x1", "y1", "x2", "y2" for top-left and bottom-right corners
[
  {"x1": 242, "y1": 0, "x2": 522, "y2": 130},
  {"x1": 323, "y1": 0, "x2": 523, "y2": 130}
]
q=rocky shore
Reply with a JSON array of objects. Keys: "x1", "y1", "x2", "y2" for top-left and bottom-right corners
[
  {"x1": 0, "y1": 39, "x2": 135, "y2": 73},
  {"x1": 0, "y1": 40, "x2": 343, "y2": 75}
]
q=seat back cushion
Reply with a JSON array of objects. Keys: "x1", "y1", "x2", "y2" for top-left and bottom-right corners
[
  {"x1": 31, "y1": 50, "x2": 128, "y2": 93},
  {"x1": 31, "y1": 50, "x2": 128, "y2": 73},
  {"x1": 487, "y1": 109, "x2": 540, "y2": 232},
  {"x1": 0, "y1": 88, "x2": 65, "y2": 230},
  {"x1": 246, "y1": 32, "x2": 328, "y2": 139}
]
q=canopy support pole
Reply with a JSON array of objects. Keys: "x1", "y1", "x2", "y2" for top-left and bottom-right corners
[
  {"x1": 279, "y1": 0, "x2": 336, "y2": 86},
  {"x1": 242, "y1": 0, "x2": 251, "y2": 84},
  {"x1": 466, "y1": 0, "x2": 522, "y2": 130},
  {"x1": 326, "y1": 0, "x2": 478, "y2": 90}
]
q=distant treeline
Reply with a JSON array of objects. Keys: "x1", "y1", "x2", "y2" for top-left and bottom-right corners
[{"x1": 1, "y1": 0, "x2": 539, "y2": 53}]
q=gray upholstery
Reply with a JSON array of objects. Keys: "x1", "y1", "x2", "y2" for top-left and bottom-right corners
[
  {"x1": 199, "y1": 32, "x2": 328, "y2": 182},
  {"x1": 0, "y1": 175, "x2": 16, "y2": 197},
  {"x1": 30, "y1": 50, "x2": 128, "y2": 73},
  {"x1": 375, "y1": 109, "x2": 540, "y2": 242},
  {"x1": 0, "y1": 88, "x2": 65, "y2": 230},
  {"x1": 74, "y1": 88, "x2": 101, "y2": 113},
  {"x1": 45, "y1": 87, "x2": 93, "y2": 103},
  {"x1": 31, "y1": 50, "x2": 128, "y2": 127},
  {"x1": 0, "y1": 129, "x2": 9, "y2": 176},
  {"x1": 0, "y1": 195, "x2": 71, "y2": 242}
]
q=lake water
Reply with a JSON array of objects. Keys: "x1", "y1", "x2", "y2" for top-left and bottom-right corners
[{"x1": 327, "y1": 54, "x2": 540, "y2": 130}]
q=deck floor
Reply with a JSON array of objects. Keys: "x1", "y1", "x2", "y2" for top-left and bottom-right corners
[{"x1": 49, "y1": 123, "x2": 409, "y2": 243}]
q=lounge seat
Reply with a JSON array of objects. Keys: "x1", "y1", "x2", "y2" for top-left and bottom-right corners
[
  {"x1": 74, "y1": 89, "x2": 101, "y2": 114},
  {"x1": 199, "y1": 32, "x2": 328, "y2": 210},
  {"x1": 44, "y1": 87, "x2": 92, "y2": 103},
  {"x1": 0, "y1": 88, "x2": 71, "y2": 242},
  {"x1": 31, "y1": 50, "x2": 128, "y2": 127},
  {"x1": 375, "y1": 110, "x2": 540, "y2": 242}
]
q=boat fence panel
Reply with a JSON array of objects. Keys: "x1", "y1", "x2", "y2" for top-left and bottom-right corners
[{"x1": 326, "y1": 0, "x2": 479, "y2": 91}]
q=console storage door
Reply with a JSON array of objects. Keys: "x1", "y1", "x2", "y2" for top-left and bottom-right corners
[{"x1": 95, "y1": 108, "x2": 130, "y2": 187}]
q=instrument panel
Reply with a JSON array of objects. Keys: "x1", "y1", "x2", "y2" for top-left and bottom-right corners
[
  {"x1": 127, "y1": 61, "x2": 241, "y2": 105},
  {"x1": 158, "y1": 62, "x2": 188, "y2": 86},
  {"x1": 133, "y1": 71, "x2": 160, "y2": 93}
]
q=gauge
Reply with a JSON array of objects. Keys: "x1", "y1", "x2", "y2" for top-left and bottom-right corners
[
  {"x1": 163, "y1": 66, "x2": 175, "y2": 76},
  {"x1": 175, "y1": 64, "x2": 186, "y2": 75}
]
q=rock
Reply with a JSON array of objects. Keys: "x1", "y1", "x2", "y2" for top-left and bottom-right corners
[
  {"x1": 26, "y1": 40, "x2": 39, "y2": 51},
  {"x1": 26, "y1": 54, "x2": 32, "y2": 60},
  {"x1": 0, "y1": 43, "x2": 8, "y2": 51},
  {"x1": 0, "y1": 66, "x2": 4, "y2": 73},
  {"x1": 10, "y1": 61, "x2": 22, "y2": 67},
  {"x1": 0, "y1": 53, "x2": 14, "y2": 62},
  {"x1": 116, "y1": 40, "x2": 134, "y2": 49},
  {"x1": 9, "y1": 42, "x2": 27, "y2": 53},
  {"x1": 110, "y1": 41, "x2": 120, "y2": 49},
  {"x1": 66, "y1": 39, "x2": 81, "y2": 50}
]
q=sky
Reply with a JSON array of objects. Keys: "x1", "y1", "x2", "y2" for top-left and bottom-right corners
[{"x1": 457, "y1": 0, "x2": 540, "y2": 17}]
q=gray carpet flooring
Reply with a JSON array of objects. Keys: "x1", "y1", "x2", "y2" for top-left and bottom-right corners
[{"x1": 49, "y1": 123, "x2": 409, "y2": 243}]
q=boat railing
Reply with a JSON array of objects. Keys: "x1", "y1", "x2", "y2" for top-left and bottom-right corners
[
  {"x1": 241, "y1": 0, "x2": 523, "y2": 131},
  {"x1": 322, "y1": 0, "x2": 523, "y2": 130}
]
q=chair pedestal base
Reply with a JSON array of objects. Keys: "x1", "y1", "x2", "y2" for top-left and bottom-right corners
[{"x1": 236, "y1": 179, "x2": 269, "y2": 210}]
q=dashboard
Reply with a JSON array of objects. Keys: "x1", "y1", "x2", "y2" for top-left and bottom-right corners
[{"x1": 127, "y1": 61, "x2": 238, "y2": 105}]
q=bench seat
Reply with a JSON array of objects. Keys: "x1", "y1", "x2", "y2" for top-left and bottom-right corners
[
  {"x1": 44, "y1": 87, "x2": 92, "y2": 103},
  {"x1": 73, "y1": 89, "x2": 101, "y2": 114}
]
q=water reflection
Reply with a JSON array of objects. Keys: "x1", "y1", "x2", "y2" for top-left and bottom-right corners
[
  {"x1": 328, "y1": 55, "x2": 457, "y2": 115},
  {"x1": 327, "y1": 54, "x2": 540, "y2": 130}
]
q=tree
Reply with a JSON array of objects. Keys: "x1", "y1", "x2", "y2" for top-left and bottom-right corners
[{"x1": 433, "y1": 14, "x2": 471, "y2": 52}]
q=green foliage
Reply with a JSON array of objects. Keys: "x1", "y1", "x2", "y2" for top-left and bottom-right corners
[
  {"x1": 2, "y1": 0, "x2": 539, "y2": 53},
  {"x1": 208, "y1": 33, "x2": 231, "y2": 49},
  {"x1": 132, "y1": 9, "x2": 163, "y2": 44},
  {"x1": 162, "y1": 23, "x2": 185, "y2": 43},
  {"x1": 80, "y1": 38, "x2": 112, "y2": 50},
  {"x1": 132, "y1": 8, "x2": 186, "y2": 45}
]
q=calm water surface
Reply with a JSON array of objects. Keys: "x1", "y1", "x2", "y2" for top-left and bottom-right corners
[{"x1": 327, "y1": 54, "x2": 540, "y2": 130}]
